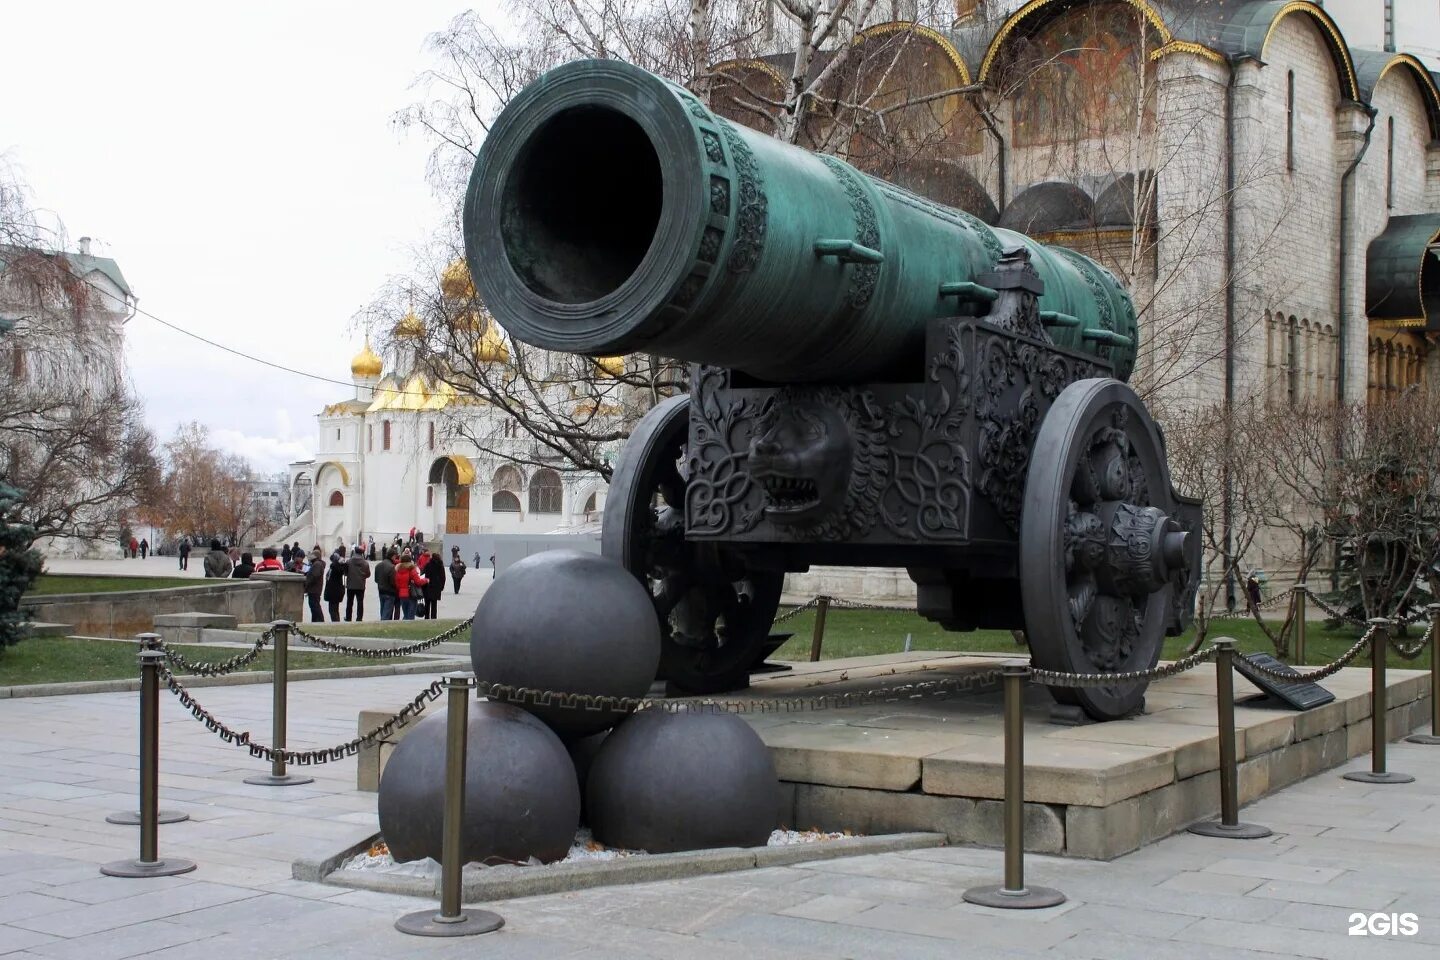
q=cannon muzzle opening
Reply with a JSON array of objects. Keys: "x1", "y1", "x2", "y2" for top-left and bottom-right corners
[{"x1": 501, "y1": 106, "x2": 663, "y2": 305}]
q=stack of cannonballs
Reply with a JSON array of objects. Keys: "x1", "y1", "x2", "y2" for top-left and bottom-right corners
[{"x1": 377, "y1": 550, "x2": 780, "y2": 865}]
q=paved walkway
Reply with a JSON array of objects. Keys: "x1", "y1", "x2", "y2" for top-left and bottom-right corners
[{"x1": 1, "y1": 673, "x2": 1437, "y2": 959}]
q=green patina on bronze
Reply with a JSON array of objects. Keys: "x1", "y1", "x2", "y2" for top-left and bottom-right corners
[{"x1": 464, "y1": 58, "x2": 1138, "y2": 382}]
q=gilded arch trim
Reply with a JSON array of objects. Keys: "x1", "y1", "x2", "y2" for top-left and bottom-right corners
[
  {"x1": 316, "y1": 461, "x2": 351, "y2": 487},
  {"x1": 429, "y1": 454, "x2": 476, "y2": 486},
  {"x1": 710, "y1": 57, "x2": 787, "y2": 90},
  {"x1": 1259, "y1": 1, "x2": 1360, "y2": 102},
  {"x1": 1377, "y1": 54, "x2": 1440, "y2": 141},
  {"x1": 854, "y1": 21, "x2": 973, "y2": 86},
  {"x1": 978, "y1": 0, "x2": 1171, "y2": 83}
]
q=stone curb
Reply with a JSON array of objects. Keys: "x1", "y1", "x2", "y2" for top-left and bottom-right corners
[
  {"x1": 297, "y1": 831, "x2": 946, "y2": 902},
  {"x1": 0, "y1": 659, "x2": 469, "y2": 699}
]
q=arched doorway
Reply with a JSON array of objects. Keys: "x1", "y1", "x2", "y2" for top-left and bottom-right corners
[{"x1": 429, "y1": 457, "x2": 473, "y2": 534}]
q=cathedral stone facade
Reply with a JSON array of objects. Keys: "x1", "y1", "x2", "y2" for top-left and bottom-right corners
[{"x1": 728, "y1": 0, "x2": 1439, "y2": 601}]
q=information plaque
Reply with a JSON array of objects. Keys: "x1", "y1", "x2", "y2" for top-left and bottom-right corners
[{"x1": 1235, "y1": 653, "x2": 1336, "y2": 711}]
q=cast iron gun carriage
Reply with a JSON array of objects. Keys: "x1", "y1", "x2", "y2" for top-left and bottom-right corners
[{"x1": 463, "y1": 59, "x2": 1202, "y2": 721}]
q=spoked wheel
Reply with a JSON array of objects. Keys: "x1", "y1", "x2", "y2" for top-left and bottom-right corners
[
  {"x1": 1020, "y1": 379, "x2": 1198, "y2": 721},
  {"x1": 602, "y1": 395, "x2": 784, "y2": 694}
]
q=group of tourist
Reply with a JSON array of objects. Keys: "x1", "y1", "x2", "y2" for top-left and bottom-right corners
[
  {"x1": 123, "y1": 536, "x2": 149, "y2": 559},
  {"x1": 195, "y1": 533, "x2": 470, "y2": 624}
]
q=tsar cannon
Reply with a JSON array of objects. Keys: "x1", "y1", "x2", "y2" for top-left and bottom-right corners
[{"x1": 462, "y1": 59, "x2": 1202, "y2": 721}]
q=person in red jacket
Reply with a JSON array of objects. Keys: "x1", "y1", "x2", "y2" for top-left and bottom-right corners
[
  {"x1": 253, "y1": 547, "x2": 284, "y2": 573},
  {"x1": 394, "y1": 550, "x2": 428, "y2": 621}
]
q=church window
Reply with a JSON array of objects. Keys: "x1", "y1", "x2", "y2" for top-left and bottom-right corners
[
  {"x1": 428, "y1": 422, "x2": 435, "y2": 450},
  {"x1": 383, "y1": 420, "x2": 392, "y2": 451},
  {"x1": 1386, "y1": 116, "x2": 1395, "y2": 209},
  {"x1": 426, "y1": 487, "x2": 433, "y2": 507},
  {"x1": 492, "y1": 490, "x2": 521, "y2": 513},
  {"x1": 368, "y1": 425, "x2": 372, "y2": 452},
  {"x1": 336, "y1": 428, "x2": 340, "y2": 441},
  {"x1": 328, "y1": 491, "x2": 344, "y2": 507},
  {"x1": 1286, "y1": 71, "x2": 1295, "y2": 173},
  {"x1": 9, "y1": 345, "x2": 23, "y2": 382},
  {"x1": 529, "y1": 469, "x2": 563, "y2": 514}
]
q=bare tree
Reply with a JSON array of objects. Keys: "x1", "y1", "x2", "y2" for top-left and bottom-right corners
[
  {"x1": 155, "y1": 423, "x2": 264, "y2": 546},
  {"x1": 1, "y1": 159, "x2": 159, "y2": 550}
]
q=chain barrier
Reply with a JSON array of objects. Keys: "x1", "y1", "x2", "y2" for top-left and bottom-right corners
[
  {"x1": 773, "y1": 597, "x2": 822, "y2": 624},
  {"x1": 153, "y1": 590, "x2": 1410, "y2": 763},
  {"x1": 1302, "y1": 585, "x2": 1430, "y2": 628},
  {"x1": 159, "y1": 666, "x2": 447, "y2": 765},
  {"x1": 152, "y1": 629, "x2": 274, "y2": 677},
  {"x1": 826, "y1": 596, "x2": 914, "y2": 613},
  {"x1": 1388, "y1": 620, "x2": 1433, "y2": 661},
  {"x1": 1029, "y1": 645, "x2": 1220, "y2": 688},
  {"x1": 158, "y1": 656, "x2": 1012, "y2": 763},
  {"x1": 289, "y1": 618, "x2": 474, "y2": 659},
  {"x1": 1237, "y1": 624, "x2": 1377, "y2": 684}
]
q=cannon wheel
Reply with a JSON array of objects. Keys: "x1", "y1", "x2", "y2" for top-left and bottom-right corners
[
  {"x1": 602, "y1": 395, "x2": 784, "y2": 694},
  {"x1": 1020, "y1": 379, "x2": 1197, "y2": 721}
]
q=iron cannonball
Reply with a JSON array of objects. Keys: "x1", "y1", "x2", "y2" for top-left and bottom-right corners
[
  {"x1": 470, "y1": 550, "x2": 660, "y2": 738},
  {"x1": 377, "y1": 701, "x2": 579, "y2": 865},
  {"x1": 586, "y1": 710, "x2": 779, "y2": 853},
  {"x1": 567, "y1": 730, "x2": 608, "y2": 823}
]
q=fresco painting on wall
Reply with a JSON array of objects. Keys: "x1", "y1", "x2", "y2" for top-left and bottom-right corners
[{"x1": 1010, "y1": 5, "x2": 1157, "y2": 148}]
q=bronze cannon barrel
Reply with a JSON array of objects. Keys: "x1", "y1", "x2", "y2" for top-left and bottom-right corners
[{"x1": 464, "y1": 58, "x2": 1138, "y2": 383}]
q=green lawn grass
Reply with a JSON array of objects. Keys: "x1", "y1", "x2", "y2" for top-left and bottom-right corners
[
  {"x1": 27, "y1": 574, "x2": 201, "y2": 595},
  {"x1": 297, "y1": 606, "x2": 1431, "y2": 671},
  {"x1": 303, "y1": 619, "x2": 469, "y2": 641},
  {"x1": 0, "y1": 637, "x2": 425, "y2": 686}
]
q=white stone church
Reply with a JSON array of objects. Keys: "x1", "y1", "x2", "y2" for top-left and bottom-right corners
[{"x1": 281, "y1": 328, "x2": 607, "y2": 550}]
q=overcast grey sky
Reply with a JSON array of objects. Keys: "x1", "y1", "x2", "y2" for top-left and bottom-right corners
[{"x1": 2, "y1": 1, "x2": 500, "y2": 473}]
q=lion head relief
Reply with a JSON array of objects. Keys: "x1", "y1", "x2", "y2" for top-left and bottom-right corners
[{"x1": 745, "y1": 389, "x2": 888, "y2": 540}]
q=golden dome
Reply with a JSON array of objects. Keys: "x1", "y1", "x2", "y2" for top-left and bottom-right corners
[
  {"x1": 350, "y1": 340, "x2": 383, "y2": 378},
  {"x1": 474, "y1": 323, "x2": 510, "y2": 364},
  {"x1": 594, "y1": 355, "x2": 625, "y2": 378},
  {"x1": 440, "y1": 259, "x2": 475, "y2": 300},
  {"x1": 394, "y1": 310, "x2": 425, "y2": 339},
  {"x1": 454, "y1": 309, "x2": 487, "y2": 333}
]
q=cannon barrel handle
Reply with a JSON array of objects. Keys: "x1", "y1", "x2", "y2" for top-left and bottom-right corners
[
  {"x1": 813, "y1": 239, "x2": 885, "y2": 265},
  {"x1": 1082, "y1": 328, "x2": 1134, "y2": 348}
]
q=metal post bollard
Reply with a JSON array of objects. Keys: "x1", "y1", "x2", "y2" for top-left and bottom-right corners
[
  {"x1": 1406, "y1": 604, "x2": 1440, "y2": 745},
  {"x1": 396, "y1": 673, "x2": 504, "y2": 937},
  {"x1": 963, "y1": 662, "x2": 1065, "y2": 909},
  {"x1": 1189, "y1": 639, "x2": 1271, "y2": 839},
  {"x1": 101, "y1": 650, "x2": 197, "y2": 878},
  {"x1": 1345, "y1": 618, "x2": 1414, "y2": 784},
  {"x1": 1291, "y1": 583, "x2": 1307, "y2": 665},
  {"x1": 808, "y1": 596, "x2": 830, "y2": 662},
  {"x1": 107, "y1": 634, "x2": 190, "y2": 826},
  {"x1": 245, "y1": 621, "x2": 314, "y2": 786}
]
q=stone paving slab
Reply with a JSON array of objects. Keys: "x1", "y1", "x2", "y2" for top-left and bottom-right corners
[{"x1": 1, "y1": 670, "x2": 1439, "y2": 958}]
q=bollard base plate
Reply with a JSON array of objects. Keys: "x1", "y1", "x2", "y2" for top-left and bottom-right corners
[
  {"x1": 394, "y1": 909, "x2": 505, "y2": 937},
  {"x1": 1187, "y1": 820, "x2": 1273, "y2": 839},
  {"x1": 105, "y1": 810, "x2": 189, "y2": 825},
  {"x1": 243, "y1": 774, "x2": 315, "y2": 787},
  {"x1": 1405, "y1": 733, "x2": 1440, "y2": 745},
  {"x1": 962, "y1": 884, "x2": 1066, "y2": 909},
  {"x1": 100, "y1": 857, "x2": 196, "y2": 878},
  {"x1": 1343, "y1": 770, "x2": 1415, "y2": 784}
]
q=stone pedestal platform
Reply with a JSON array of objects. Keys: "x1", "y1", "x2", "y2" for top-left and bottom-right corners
[{"x1": 356, "y1": 651, "x2": 1431, "y2": 860}]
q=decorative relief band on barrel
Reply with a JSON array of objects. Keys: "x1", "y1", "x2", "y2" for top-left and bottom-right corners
[
  {"x1": 716, "y1": 119, "x2": 767, "y2": 275},
  {"x1": 819, "y1": 156, "x2": 881, "y2": 309},
  {"x1": 873, "y1": 180, "x2": 1004, "y2": 265}
]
